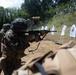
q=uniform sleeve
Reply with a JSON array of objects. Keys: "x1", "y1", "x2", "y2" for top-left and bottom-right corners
[
  {"x1": 0, "y1": 29, "x2": 4, "y2": 42},
  {"x1": 4, "y1": 32, "x2": 19, "y2": 51}
]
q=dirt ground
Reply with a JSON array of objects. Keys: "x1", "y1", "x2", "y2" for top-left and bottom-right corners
[
  {"x1": 22, "y1": 41, "x2": 59, "y2": 61},
  {"x1": 1, "y1": 33, "x2": 71, "y2": 75},
  {"x1": 22, "y1": 40, "x2": 60, "y2": 61},
  {"x1": 21, "y1": 33, "x2": 71, "y2": 61}
]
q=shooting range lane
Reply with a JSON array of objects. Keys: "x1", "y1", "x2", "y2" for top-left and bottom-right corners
[{"x1": 21, "y1": 40, "x2": 60, "y2": 62}]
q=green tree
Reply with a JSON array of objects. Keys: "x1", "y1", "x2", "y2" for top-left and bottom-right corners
[
  {"x1": 21, "y1": 0, "x2": 53, "y2": 20},
  {"x1": 0, "y1": 7, "x2": 6, "y2": 28}
]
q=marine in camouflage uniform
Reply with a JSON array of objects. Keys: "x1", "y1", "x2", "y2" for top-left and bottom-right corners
[
  {"x1": 0, "y1": 18, "x2": 31, "y2": 75},
  {"x1": 0, "y1": 23, "x2": 11, "y2": 57},
  {"x1": 0, "y1": 23, "x2": 11, "y2": 74}
]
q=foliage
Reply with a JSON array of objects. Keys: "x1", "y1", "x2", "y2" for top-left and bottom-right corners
[
  {"x1": 21, "y1": 0, "x2": 53, "y2": 20},
  {"x1": 0, "y1": 7, "x2": 29, "y2": 29},
  {"x1": 21, "y1": 0, "x2": 76, "y2": 27},
  {"x1": 0, "y1": 0, "x2": 76, "y2": 29},
  {"x1": 47, "y1": 11, "x2": 76, "y2": 28}
]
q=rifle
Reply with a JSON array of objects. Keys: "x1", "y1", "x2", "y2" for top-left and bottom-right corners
[
  {"x1": 25, "y1": 29, "x2": 57, "y2": 41},
  {"x1": 24, "y1": 29, "x2": 57, "y2": 45},
  {"x1": 25, "y1": 30, "x2": 57, "y2": 53},
  {"x1": 25, "y1": 30, "x2": 57, "y2": 35}
]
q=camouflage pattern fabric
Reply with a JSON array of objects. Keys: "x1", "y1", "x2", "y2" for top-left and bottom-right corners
[
  {"x1": 0, "y1": 29, "x2": 5, "y2": 74},
  {"x1": 1, "y1": 29, "x2": 30, "y2": 59},
  {"x1": 0, "y1": 29, "x2": 5, "y2": 57},
  {"x1": 1, "y1": 29, "x2": 30, "y2": 75},
  {"x1": 0, "y1": 23, "x2": 11, "y2": 57}
]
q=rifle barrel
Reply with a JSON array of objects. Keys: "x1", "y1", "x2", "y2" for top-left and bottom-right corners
[{"x1": 25, "y1": 30, "x2": 57, "y2": 34}]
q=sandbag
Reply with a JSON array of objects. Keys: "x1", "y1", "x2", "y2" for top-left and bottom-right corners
[
  {"x1": 59, "y1": 40, "x2": 75, "y2": 49},
  {"x1": 13, "y1": 42, "x2": 76, "y2": 75},
  {"x1": 13, "y1": 51, "x2": 58, "y2": 75},
  {"x1": 54, "y1": 49, "x2": 76, "y2": 75}
]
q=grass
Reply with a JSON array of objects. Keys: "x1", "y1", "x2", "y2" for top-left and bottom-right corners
[{"x1": 42, "y1": 11, "x2": 76, "y2": 43}]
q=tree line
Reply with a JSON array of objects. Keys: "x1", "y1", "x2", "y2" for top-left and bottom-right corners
[
  {"x1": 0, "y1": 0, "x2": 76, "y2": 29},
  {"x1": 0, "y1": 7, "x2": 29, "y2": 29}
]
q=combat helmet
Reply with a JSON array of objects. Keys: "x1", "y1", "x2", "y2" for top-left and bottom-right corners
[{"x1": 11, "y1": 18, "x2": 28, "y2": 32}]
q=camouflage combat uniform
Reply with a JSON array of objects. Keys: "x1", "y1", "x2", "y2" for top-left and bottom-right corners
[
  {"x1": 0, "y1": 24, "x2": 11, "y2": 74},
  {"x1": 0, "y1": 23, "x2": 11, "y2": 57},
  {"x1": 0, "y1": 18, "x2": 30, "y2": 75},
  {"x1": 0, "y1": 29, "x2": 5, "y2": 57},
  {"x1": 1, "y1": 30, "x2": 29, "y2": 75}
]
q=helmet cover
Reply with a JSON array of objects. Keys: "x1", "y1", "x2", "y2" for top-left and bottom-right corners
[{"x1": 11, "y1": 18, "x2": 28, "y2": 32}]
